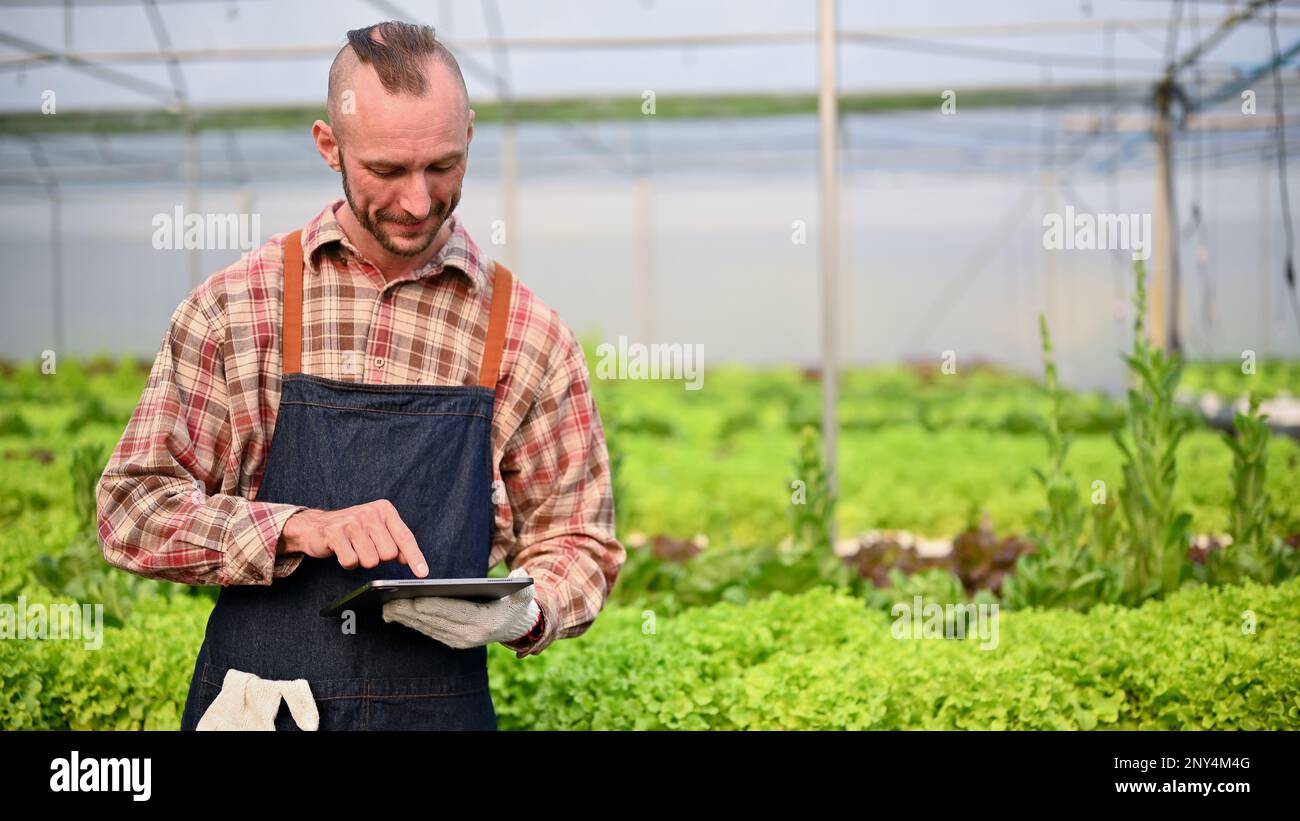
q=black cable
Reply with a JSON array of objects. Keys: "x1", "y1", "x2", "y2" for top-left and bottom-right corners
[{"x1": 1165, "y1": 0, "x2": 1184, "y2": 70}]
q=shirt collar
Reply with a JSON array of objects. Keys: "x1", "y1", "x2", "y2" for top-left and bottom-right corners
[{"x1": 300, "y1": 198, "x2": 488, "y2": 293}]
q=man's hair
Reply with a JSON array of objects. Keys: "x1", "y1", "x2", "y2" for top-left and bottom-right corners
[{"x1": 327, "y1": 21, "x2": 469, "y2": 139}]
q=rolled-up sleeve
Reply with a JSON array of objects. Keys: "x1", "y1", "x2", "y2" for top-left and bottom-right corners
[
  {"x1": 499, "y1": 325, "x2": 625, "y2": 657},
  {"x1": 96, "y1": 290, "x2": 307, "y2": 588}
]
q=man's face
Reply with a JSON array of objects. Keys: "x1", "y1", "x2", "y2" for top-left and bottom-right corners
[{"x1": 331, "y1": 61, "x2": 473, "y2": 258}]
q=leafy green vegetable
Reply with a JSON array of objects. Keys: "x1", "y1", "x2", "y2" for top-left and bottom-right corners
[{"x1": 487, "y1": 577, "x2": 1300, "y2": 730}]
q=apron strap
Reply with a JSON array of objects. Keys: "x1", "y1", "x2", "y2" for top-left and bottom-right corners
[
  {"x1": 477, "y1": 260, "x2": 513, "y2": 389},
  {"x1": 282, "y1": 229, "x2": 305, "y2": 376},
  {"x1": 280, "y1": 227, "x2": 513, "y2": 389}
]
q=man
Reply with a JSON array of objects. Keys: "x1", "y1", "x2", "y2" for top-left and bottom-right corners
[{"x1": 96, "y1": 21, "x2": 624, "y2": 731}]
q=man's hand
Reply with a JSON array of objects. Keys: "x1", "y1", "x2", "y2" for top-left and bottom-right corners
[
  {"x1": 381, "y1": 567, "x2": 539, "y2": 649},
  {"x1": 277, "y1": 499, "x2": 428, "y2": 577}
]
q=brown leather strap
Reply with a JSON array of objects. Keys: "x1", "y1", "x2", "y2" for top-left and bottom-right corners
[
  {"x1": 283, "y1": 229, "x2": 509, "y2": 387},
  {"x1": 477, "y1": 260, "x2": 513, "y2": 389},
  {"x1": 281, "y1": 230, "x2": 305, "y2": 376}
]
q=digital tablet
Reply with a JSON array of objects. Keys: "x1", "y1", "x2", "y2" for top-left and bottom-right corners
[{"x1": 319, "y1": 577, "x2": 533, "y2": 617}]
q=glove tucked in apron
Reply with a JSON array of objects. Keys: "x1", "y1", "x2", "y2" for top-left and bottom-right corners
[
  {"x1": 197, "y1": 669, "x2": 319, "y2": 731},
  {"x1": 179, "y1": 228, "x2": 515, "y2": 731}
]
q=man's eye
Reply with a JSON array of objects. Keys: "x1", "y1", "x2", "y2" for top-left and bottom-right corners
[
  {"x1": 372, "y1": 168, "x2": 398, "y2": 178},
  {"x1": 429, "y1": 164, "x2": 455, "y2": 173}
]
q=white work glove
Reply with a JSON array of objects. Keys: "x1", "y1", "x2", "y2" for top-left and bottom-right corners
[
  {"x1": 382, "y1": 566, "x2": 539, "y2": 650},
  {"x1": 197, "y1": 668, "x2": 319, "y2": 731}
]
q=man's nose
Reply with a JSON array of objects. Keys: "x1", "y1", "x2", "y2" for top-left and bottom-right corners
[{"x1": 397, "y1": 176, "x2": 433, "y2": 221}]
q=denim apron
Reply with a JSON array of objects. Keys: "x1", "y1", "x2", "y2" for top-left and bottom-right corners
[{"x1": 180, "y1": 228, "x2": 514, "y2": 731}]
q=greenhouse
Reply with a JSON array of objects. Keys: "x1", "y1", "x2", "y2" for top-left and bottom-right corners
[{"x1": 0, "y1": 0, "x2": 1297, "y2": 767}]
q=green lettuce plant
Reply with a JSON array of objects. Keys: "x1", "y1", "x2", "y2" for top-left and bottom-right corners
[{"x1": 485, "y1": 577, "x2": 1300, "y2": 730}]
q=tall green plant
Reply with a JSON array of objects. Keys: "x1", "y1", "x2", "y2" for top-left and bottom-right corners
[
  {"x1": 1203, "y1": 394, "x2": 1300, "y2": 585},
  {"x1": 1001, "y1": 315, "x2": 1115, "y2": 611},
  {"x1": 789, "y1": 426, "x2": 833, "y2": 549},
  {"x1": 1226, "y1": 394, "x2": 1271, "y2": 554},
  {"x1": 69, "y1": 442, "x2": 104, "y2": 532},
  {"x1": 786, "y1": 425, "x2": 850, "y2": 585},
  {"x1": 1112, "y1": 259, "x2": 1193, "y2": 603},
  {"x1": 598, "y1": 386, "x2": 631, "y2": 540},
  {"x1": 579, "y1": 331, "x2": 634, "y2": 540}
]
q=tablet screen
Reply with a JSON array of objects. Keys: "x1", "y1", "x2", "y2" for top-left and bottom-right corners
[{"x1": 320, "y1": 577, "x2": 533, "y2": 617}]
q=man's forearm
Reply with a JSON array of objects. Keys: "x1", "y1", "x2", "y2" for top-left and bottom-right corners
[
  {"x1": 97, "y1": 468, "x2": 307, "y2": 586},
  {"x1": 94, "y1": 277, "x2": 313, "y2": 587}
]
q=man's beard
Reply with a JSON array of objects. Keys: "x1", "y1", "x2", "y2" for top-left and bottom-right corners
[{"x1": 338, "y1": 146, "x2": 462, "y2": 258}]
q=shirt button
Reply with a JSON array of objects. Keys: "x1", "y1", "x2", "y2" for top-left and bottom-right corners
[{"x1": 374, "y1": 357, "x2": 385, "y2": 369}]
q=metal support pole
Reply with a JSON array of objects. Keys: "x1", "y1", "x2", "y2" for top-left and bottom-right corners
[
  {"x1": 1152, "y1": 79, "x2": 1181, "y2": 353},
  {"x1": 50, "y1": 193, "x2": 64, "y2": 356},
  {"x1": 635, "y1": 176, "x2": 657, "y2": 343},
  {"x1": 817, "y1": 0, "x2": 840, "y2": 544},
  {"x1": 501, "y1": 120, "x2": 517, "y2": 268},
  {"x1": 185, "y1": 115, "x2": 201, "y2": 288},
  {"x1": 1043, "y1": 170, "x2": 1058, "y2": 342}
]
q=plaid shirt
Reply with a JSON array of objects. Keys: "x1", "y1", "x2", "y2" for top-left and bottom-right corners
[{"x1": 96, "y1": 198, "x2": 624, "y2": 657}]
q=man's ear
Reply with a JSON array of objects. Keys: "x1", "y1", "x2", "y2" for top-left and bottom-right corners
[
  {"x1": 466, "y1": 108, "x2": 475, "y2": 146},
  {"x1": 312, "y1": 119, "x2": 342, "y2": 172}
]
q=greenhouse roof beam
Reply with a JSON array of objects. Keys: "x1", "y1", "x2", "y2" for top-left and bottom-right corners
[
  {"x1": 4, "y1": 20, "x2": 1296, "y2": 71},
  {"x1": 0, "y1": 29, "x2": 177, "y2": 105}
]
